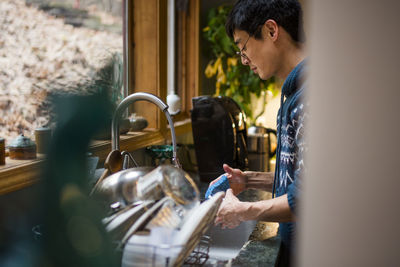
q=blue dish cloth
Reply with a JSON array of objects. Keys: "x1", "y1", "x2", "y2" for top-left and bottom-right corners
[{"x1": 205, "y1": 175, "x2": 230, "y2": 199}]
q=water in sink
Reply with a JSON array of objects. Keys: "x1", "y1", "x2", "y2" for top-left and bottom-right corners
[{"x1": 205, "y1": 220, "x2": 257, "y2": 261}]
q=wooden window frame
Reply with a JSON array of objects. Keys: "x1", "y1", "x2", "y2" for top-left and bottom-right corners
[
  {"x1": 130, "y1": 0, "x2": 200, "y2": 125},
  {"x1": 175, "y1": 0, "x2": 201, "y2": 121},
  {"x1": 0, "y1": 0, "x2": 200, "y2": 195}
]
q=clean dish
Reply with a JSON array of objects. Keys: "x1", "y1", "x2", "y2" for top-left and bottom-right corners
[
  {"x1": 121, "y1": 193, "x2": 223, "y2": 266},
  {"x1": 172, "y1": 192, "x2": 224, "y2": 266},
  {"x1": 122, "y1": 228, "x2": 182, "y2": 267},
  {"x1": 146, "y1": 198, "x2": 186, "y2": 230},
  {"x1": 120, "y1": 197, "x2": 170, "y2": 246},
  {"x1": 136, "y1": 165, "x2": 200, "y2": 207},
  {"x1": 122, "y1": 231, "x2": 152, "y2": 267},
  {"x1": 104, "y1": 200, "x2": 154, "y2": 241}
]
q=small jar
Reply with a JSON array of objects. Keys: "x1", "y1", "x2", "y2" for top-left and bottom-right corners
[
  {"x1": 0, "y1": 138, "x2": 5, "y2": 165},
  {"x1": 35, "y1": 127, "x2": 52, "y2": 154},
  {"x1": 9, "y1": 135, "x2": 36, "y2": 160}
]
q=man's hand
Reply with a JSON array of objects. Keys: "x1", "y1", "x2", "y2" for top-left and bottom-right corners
[
  {"x1": 214, "y1": 191, "x2": 296, "y2": 228},
  {"x1": 209, "y1": 164, "x2": 247, "y2": 195},
  {"x1": 214, "y1": 189, "x2": 246, "y2": 229}
]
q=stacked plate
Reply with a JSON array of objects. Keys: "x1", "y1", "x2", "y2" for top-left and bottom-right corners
[
  {"x1": 121, "y1": 192, "x2": 224, "y2": 267},
  {"x1": 95, "y1": 165, "x2": 223, "y2": 266}
]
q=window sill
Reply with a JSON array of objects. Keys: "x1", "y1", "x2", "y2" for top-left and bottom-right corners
[{"x1": 0, "y1": 119, "x2": 192, "y2": 195}]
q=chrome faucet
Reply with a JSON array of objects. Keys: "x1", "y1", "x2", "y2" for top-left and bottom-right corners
[{"x1": 111, "y1": 92, "x2": 181, "y2": 168}]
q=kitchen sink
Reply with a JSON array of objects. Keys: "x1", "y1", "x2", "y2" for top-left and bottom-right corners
[{"x1": 205, "y1": 220, "x2": 257, "y2": 261}]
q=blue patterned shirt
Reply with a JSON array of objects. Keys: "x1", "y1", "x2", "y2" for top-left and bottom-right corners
[{"x1": 274, "y1": 59, "x2": 308, "y2": 246}]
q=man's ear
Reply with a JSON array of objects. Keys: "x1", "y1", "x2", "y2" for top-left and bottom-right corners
[{"x1": 264, "y1": 19, "x2": 279, "y2": 41}]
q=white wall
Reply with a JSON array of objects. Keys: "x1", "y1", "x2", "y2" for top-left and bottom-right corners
[
  {"x1": 298, "y1": 1, "x2": 400, "y2": 266},
  {"x1": 256, "y1": 92, "x2": 281, "y2": 129}
]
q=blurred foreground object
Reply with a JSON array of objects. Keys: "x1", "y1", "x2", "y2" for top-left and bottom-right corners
[{"x1": 36, "y1": 92, "x2": 118, "y2": 267}]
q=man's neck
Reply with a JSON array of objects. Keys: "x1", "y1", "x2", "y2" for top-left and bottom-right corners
[{"x1": 276, "y1": 40, "x2": 305, "y2": 80}]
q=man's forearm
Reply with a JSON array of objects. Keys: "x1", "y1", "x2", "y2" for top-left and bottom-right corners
[
  {"x1": 244, "y1": 171, "x2": 274, "y2": 192},
  {"x1": 239, "y1": 194, "x2": 294, "y2": 223}
]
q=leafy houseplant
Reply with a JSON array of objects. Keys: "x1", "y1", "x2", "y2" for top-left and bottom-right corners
[{"x1": 203, "y1": 5, "x2": 278, "y2": 126}]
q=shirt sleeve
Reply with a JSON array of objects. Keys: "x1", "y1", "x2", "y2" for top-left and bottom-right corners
[
  {"x1": 287, "y1": 174, "x2": 300, "y2": 213},
  {"x1": 287, "y1": 97, "x2": 308, "y2": 215}
]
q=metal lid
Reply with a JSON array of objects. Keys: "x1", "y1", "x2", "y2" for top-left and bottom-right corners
[
  {"x1": 35, "y1": 127, "x2": 51, "y2": 133},
  {"x1": 9, "y1": 135, "x2": 36, "y2": 148},
  {"x1": 248, "y1": 125, "x2": 268, "y2": 135}
]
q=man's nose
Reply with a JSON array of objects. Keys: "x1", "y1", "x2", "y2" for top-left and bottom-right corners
[{"x1": 241, "y1": 56, "x2": 249, "y2": 65}]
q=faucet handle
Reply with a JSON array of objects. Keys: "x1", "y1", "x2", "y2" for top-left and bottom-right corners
[{"x1": 172, "y1": 156, "x2": 182, "y2": 169}]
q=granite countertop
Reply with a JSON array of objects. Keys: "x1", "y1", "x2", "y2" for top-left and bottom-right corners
[
  {"x1": 232, "y1": 189, "x2": 280, "y2": 266},
  {"x1": 198, "y1": 181, "x2": 281, "y2": 266}
]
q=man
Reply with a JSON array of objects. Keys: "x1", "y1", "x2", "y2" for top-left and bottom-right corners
[{"x1": 209, "y1": 0, "x2": 306, "y2": 265}]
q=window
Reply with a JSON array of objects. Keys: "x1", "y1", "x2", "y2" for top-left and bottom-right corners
[
  {"x1": 0, "y1": 0, "x2": 123, "y2": 145},
  {"x1": 0, "y1": 0, "x2": 201, "y2": 195}
]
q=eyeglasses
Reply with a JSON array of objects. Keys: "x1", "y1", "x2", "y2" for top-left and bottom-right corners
[
  {"x1": 235, "y1": 25, "x2": 263, "y2": 60},
  {"x1": 236, "y1": 35, "x2": 251, "y2": 60}
]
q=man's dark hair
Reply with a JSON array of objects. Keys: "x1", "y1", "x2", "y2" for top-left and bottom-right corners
[{"x1": 226, "y1": 0, "x2": 304, "y2": 43}]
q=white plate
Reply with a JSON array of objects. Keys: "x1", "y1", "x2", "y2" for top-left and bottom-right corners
[
  {"x1": 120, "y1": 197, "x2": 170, "y2": 246},
  {"x1": 104, "y1": 201, "x2": 154, "y2": 240},
  {"x1": 146, "y1": 198, "x2": 184, "y2": 229},
  {"x1": 122, "y1": 228, "x2": 182, "y2": 267},
  {"x1": 172, "y1": 192, "x2": 224, "y2": 265},
  {"x1": 121, "y1": 193, "x2": 223, "y2": 266}
]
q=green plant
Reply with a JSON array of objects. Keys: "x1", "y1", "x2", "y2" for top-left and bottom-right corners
[{"x1": 203, "y1": 5, "x2": 278, "y2": 125}]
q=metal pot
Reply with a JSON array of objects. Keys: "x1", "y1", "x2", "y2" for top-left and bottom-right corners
[
  {"x1": 94, "y1": 166, "x2": 154, "y2": 213},
  {"x1": 94, "y1": 165, "x2": 199, "y2": 214},
  {"x1": 247, "y1": 126, "x2": 277, "y2": 171},
  {"x1": 247, "y1": 126, "x2": 277, "y2": 155}
]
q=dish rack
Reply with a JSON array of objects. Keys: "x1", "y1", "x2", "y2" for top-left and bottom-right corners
[
  {"x1": 120, "y1": 192, "x2": 224, "y2": 267},
  {"x1": 183, "y1": 235, "x2": 211, "y2": 266},
  {"x1": 121, "y1": 235, "x2": 211, "y2": 267}
]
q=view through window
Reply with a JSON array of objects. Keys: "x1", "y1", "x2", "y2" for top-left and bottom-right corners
[{"x1": 0, "y1": 0, "x2": 123, "y2": 144}]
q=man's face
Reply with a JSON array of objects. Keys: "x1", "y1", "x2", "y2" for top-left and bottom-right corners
[{"x1": 233, "y1": 28, "x2": 278, "y2": 80}]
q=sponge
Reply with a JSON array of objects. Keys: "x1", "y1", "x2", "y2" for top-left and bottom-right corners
[{"x1": 205, "y1": 175, "x2": 230, "y2": 199}]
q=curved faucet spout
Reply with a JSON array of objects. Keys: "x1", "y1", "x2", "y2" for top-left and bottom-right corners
[{"x1": 111, "y1": 92, "x2": 181, "y2": 168}]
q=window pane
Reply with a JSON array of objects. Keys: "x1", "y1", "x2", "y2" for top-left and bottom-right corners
[{"x1": 0, "y1": 0, "x2": 123, "y2": 144}]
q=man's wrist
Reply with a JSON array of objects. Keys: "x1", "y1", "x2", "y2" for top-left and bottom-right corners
[
  {"x1": 243, "y1": 171, "x2": 274, "y2": 192},
  {"x1": 238, "y1": 201, "x2": 253, "y2": 221},
  {"x1": 243, "y1": 171, "x2": 249, "y2": 189}
]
